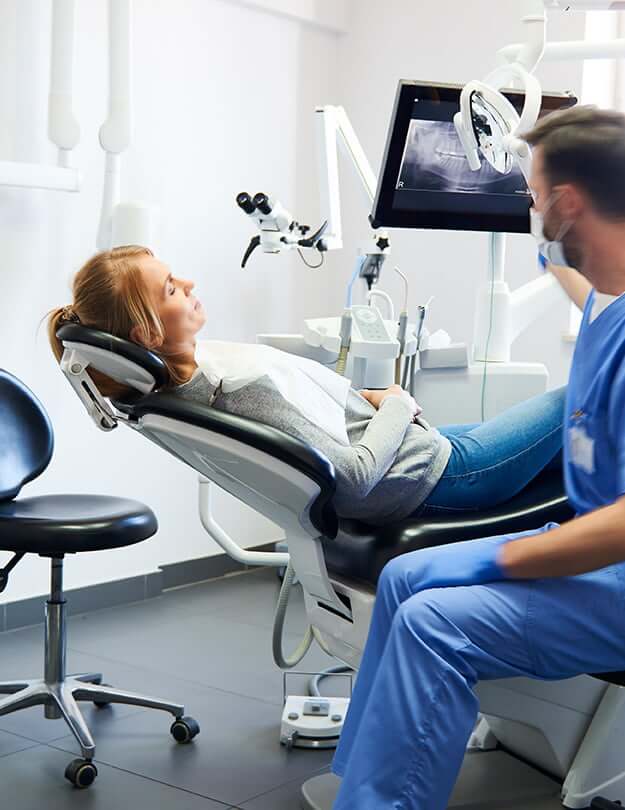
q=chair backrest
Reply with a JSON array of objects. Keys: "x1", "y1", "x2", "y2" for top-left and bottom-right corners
[{"x1": 0, "y1": 370, "x2": 54, "y2": 501}]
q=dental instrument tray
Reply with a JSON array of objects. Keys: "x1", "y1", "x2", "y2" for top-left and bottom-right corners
[{"x1": 371, "y1": 80, "x2": 576, "y2": 234}]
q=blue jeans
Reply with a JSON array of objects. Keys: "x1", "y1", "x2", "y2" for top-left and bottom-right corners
[{"x1": 420, "y1": 386, "x2": 565, "y2": 514}]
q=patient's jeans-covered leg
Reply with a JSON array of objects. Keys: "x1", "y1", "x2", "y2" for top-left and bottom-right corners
[
  {"x1": 422, "y1": 386, "x2": 566, "y2": 512},
  {"x1": 332, "y1": 540, "x2": 625, "y2": 810}
]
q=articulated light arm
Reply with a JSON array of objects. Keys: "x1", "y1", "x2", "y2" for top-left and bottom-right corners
[{"x1": 315, "y1": 105, "x2": 378, "y2": 252}]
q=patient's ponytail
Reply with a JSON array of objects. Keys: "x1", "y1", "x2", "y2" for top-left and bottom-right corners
[{"x1": 47, "y1": 245, "x2": 184, "y2": 399}]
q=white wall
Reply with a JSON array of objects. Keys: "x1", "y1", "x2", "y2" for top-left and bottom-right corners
[{"x1": 0, "y1": 0, "x2": 340, "y2": 600}]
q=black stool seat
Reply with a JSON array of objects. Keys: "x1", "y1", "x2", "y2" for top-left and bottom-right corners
[
  {"x1": 323, "y1": 468, "x2": 574, "y2": 588},
  {"x1": 0, "y1": 495, "x2": 157, "y2": 555}
]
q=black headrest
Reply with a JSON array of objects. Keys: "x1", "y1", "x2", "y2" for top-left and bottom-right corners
[{"x1": 57, "y1": 324, "x2": 170, "y2": 389}]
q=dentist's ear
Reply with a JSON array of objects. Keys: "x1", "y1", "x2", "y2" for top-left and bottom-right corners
[
  {"x1": 553, "y1": 184, "x2": 585, "y2": 221},
  {"x1": 129, "y1": 325, "x2": 163, "y2": 350}
]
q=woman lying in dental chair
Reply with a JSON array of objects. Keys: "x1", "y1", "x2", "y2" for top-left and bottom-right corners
[{"x1": 48, "y1": 246, "x2": 564, "y2": 526}]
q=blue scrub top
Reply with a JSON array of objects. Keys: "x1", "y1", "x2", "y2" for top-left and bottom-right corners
[{"x1": 565, "y1": 289, "x2": 625, "y2": 515}]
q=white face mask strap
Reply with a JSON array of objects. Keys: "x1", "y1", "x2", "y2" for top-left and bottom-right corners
[{"x1": 541, "y1": 188, "x2": 574, "y2": 242}]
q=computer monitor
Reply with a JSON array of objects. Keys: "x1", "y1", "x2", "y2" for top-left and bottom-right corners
[{"x1": 371, "y1": 81, "x2": 577, "y2": 234}]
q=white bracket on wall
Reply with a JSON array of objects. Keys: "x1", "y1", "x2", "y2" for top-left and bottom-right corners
[{"x1": 0, "y1": 0, "x2": 81, "y2": 193}]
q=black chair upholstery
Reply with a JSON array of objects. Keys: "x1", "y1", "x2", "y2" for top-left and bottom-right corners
[
  {"x1": 0, "y1": 369, "x2": 157, "y2": 554},
  {"x1": 0, "y1": 370, "x2": 54, "y2": 501},
  {"x1": 56, "y1": 323, "x2": 170, "y2": 389},
  {"x1": 323, "y1": 466, "x2": 573, "y2": 587},
  {"x1": 0, "y1": 495, "x2": 157, "y2": 555}
]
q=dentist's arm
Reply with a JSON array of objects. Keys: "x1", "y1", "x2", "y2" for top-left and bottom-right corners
[
  {"x1": 547, "y1": 263, "x2": 593, "y2": 311},
  {"x1": 501, "y1": 500, "x2": 625, "y2": 578}
]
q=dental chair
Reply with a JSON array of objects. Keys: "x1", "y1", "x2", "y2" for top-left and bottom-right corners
[
  {"x1": 56, "y1": 322, "x2": 625, "y2": 809},
  {"x1": 0, "y1": 368, "x2": 199, "y2": 789}
]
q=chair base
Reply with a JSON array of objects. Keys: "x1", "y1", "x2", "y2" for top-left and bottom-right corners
[{"x1": 0, "y1": 671, "x2": 184, "y2": 759}]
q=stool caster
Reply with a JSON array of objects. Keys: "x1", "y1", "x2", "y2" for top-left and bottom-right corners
[
  {"x1": 65, "y1": 758, "x2": 98, "y2": 789},
  {"x1": 170, "y1": 715, "x2": 200, "y2": 743},
  {"x1": 92, "y1": 683, "x2": 113, "y2": 708}
]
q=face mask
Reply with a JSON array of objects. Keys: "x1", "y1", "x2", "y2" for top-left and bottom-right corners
[{"x1": 530, "y1": 192, "x2": 575, "y2": 268}]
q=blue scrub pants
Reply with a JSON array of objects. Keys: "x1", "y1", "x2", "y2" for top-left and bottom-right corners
[{"x1": 332, "y1": 533, "x2": 625, "y2": 810}]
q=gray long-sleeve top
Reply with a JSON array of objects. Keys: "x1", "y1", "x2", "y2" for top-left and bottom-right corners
[{"x1": 172, "y1": 371, "x2": 452, "y2": 524}]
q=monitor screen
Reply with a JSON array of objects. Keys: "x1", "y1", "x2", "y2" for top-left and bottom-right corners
[{"x1": 371, "y1": 81, "x2": 577, "y2": 234}]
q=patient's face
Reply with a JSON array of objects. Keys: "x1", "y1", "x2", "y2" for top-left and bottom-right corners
[{"x1": 138, "y1": 255, "x2": 206, "y2": 351}]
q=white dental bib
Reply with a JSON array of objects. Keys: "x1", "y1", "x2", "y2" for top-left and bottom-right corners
[{"x1": 196, "y1": 340, "x2": 352, "y2": 446}]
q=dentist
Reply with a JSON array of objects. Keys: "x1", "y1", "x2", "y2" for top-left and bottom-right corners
[{"x1": 332, "y1": 106, "x2": 625, "y2": 810}]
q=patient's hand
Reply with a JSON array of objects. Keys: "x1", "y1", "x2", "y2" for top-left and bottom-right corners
[{"x1": 360, "y1": 385, "x2": 419, "y2": 416}]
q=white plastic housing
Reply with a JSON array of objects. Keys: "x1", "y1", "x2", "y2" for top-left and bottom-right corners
[
  {"x1": 48, "y1": 0, "x2": 80, "y2": 151},
  {"x1": 98, "y1": 0, "x2": 132, "y2": 153},
  {"x1": 111, "y1": 202, "x2": 159, "y2": 249}
]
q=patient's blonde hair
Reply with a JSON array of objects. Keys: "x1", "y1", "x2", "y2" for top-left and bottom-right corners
[{"x1": 48, "y1": 245, "x2": 186, "y2": 399}]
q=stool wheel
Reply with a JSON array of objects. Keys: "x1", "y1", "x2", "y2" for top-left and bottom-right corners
[
  {"x1": 65, "y1": 758, "x2": 98, "y2": 788},
  {"x1": 93, "y1": 683, "x2": 113, "y2": 708},
  {"x1": 170, "y1": 715, "x2": 200, "y2": 743}
]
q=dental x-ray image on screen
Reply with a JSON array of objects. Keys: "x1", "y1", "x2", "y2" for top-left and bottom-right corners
[
  {"x1": 397, "y1": 119, "x2": 527, "y2": 196},
  {"x1": 372, "y1": 81, "x2": 577, "y2": 233}
]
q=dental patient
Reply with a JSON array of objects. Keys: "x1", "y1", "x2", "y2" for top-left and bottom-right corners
[{"x1": 48, "y1": 246, "x2": 564, "y2": 524}]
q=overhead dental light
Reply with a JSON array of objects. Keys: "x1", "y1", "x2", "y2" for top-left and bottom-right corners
[{"x1": 455, "y1": 0, "x2": 625, "y2": 181}]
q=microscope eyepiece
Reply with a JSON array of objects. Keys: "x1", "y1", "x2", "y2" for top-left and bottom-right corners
[
  {"x1": 236, "y1": 192, "x2": 256, "y2": 215},
  {"x1": 252, "y1": 192, "x2": 272, "y2": 216}
]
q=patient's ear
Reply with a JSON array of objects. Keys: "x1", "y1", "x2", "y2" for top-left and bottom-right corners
[{"x1": 129, "y1": 325, "x2": 163, "y2": 350}]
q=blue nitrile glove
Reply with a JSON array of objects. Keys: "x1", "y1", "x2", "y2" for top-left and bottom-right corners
[
  {"x1": 406, "y1": 522, "x2": 559, "y2": 591},
  {"x1": 538, "y1": 253, "x2": 548, "y2": 272}
]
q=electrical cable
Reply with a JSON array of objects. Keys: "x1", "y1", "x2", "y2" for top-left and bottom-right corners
[
  {"x1": 272, "y1": 561, "x2": 314, "y2": 669},
  {"x1": 480, "y1": 233, "x2": 497, "y2": 422},
  {"x1": 297, "y1": 249, "x2": 324, "y2": 269},
  {"x1": 346, "y1": 255, "x2": 366, "y2": 308},
  {"x1": 308, "y1": 665, "x2": 353, "y2": 698}
]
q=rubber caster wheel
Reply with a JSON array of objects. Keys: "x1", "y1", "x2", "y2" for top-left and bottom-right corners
[
  {"x1": 170, "y1": 715, "x2": 200, "y2": 743},
  {"x1": 93, "y1": 683, "x2": 113, "y2": 708},
  {"x1": 65, "y1": 758, "x2": 98, "y2": 788}
]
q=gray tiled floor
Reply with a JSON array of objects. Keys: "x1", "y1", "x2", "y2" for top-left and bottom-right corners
[
  {"x1": 0, "y1": 568, "x2": 578, "y2": 810},
  {"x1": 0, "y1": 568, "x2": 340, "y2": 809}
]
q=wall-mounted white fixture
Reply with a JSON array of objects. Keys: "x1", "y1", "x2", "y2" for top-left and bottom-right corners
[{"x1": 0, "y1": 0, "x2": 82, "y2": 193}]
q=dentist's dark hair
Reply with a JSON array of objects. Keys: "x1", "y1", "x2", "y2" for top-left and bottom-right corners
[
  {"x1": 524, "y1": 105, "x2": 625, "y2": 219},
  {"x1": 48, "y1": 245, "x2": 185, "y2": 399}
]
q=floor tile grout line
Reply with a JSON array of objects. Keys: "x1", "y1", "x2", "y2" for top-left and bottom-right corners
[
  {"x1": 0, "y1": 740, "x2": 41, "y2": 759},
  {"x1": 235, "y1": 763, "x2": 332, "y2": 806},
  {"x1": 63, "y1": 643, "x2": 289, "y2": 708},
  {"x1": 42, "y1": 739, "x2": 249, "y2": 807}
]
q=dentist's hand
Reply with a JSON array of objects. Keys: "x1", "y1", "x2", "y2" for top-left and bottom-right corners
[{"x1": 360, "y1": 385, "x2": 420, "y2": 417}]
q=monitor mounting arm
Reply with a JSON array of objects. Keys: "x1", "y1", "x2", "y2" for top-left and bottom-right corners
[{"x1": 315, "y1": 105, "x2": 390, "y2": 287}]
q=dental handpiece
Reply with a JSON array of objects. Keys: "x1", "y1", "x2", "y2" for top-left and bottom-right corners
[
  {"x1": 335, "y1": 309, "x2": 353, "y2": 377},
  {"x1": 409, "y1": 305, "x2": 428, "y2": 396},
  {"x1": 396, "y1": 311, "x2": 408, "y2": 386}
]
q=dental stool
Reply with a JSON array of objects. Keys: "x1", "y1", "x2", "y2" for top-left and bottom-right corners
[{"x1": 0, "y1": 369, "x2": 199, "y2": 788}]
